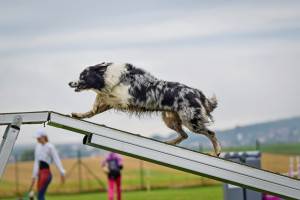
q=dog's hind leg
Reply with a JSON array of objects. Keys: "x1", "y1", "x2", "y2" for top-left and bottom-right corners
[
  {"x1": 72, "y1": 94, "x2": 111, "y2": 119},
  {"x1": 162, "y1": 111, "x2": 188, "y2": 145},
  {"x1": 191, "y1": 126, "x2": 221, "y2": 156},
  {"x1": 197, "y1": 128, "x2": 221, "y2": 157},
  {"x1": 179, "y1": 109, "x2": 221, "y2": 156}
]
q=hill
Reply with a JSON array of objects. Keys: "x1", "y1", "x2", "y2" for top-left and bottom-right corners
[
  {"x1": 152, "y1": 116, "x2": 300, "y2": 150},
  {"x1": 11, "y1": 116, "x2": 300, "y2": 160}
]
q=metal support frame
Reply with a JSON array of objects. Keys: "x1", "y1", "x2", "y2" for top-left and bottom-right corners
[
  {"x1": 0, "y1": 115, "x2": 22, "y2": 179},
  {"x1": 0, "y1": 111, "x2": 300, "y2": 199}
]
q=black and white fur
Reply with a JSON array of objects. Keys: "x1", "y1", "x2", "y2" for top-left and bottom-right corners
[{"x1": 69, "y1": 62, "x2": 221, "y2": 156}]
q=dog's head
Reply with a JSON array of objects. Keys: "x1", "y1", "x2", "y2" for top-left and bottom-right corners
[{"x1": 69, "y1": 62, "x2": 111, "y2": 92}]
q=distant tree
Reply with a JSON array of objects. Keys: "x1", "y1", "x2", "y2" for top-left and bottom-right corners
[{"x1": 20, "y1": 149, "x2": 34, "y2": 161}]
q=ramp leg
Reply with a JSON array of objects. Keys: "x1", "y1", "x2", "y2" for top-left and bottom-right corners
[{"x1": 0, "y1": 115, "x2": 22, "y2": 180}]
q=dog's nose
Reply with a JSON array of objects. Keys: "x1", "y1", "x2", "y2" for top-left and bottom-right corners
[
  {"x1": 69, "y1": 79, "x2": 80, "y2": 87},
  {"x1": 69, "y1": 82, "x2": 77, "y2": 87}
]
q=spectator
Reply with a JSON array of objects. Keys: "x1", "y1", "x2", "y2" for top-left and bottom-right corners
[{"x1": 102, "y1": 152, "x2": 123, "y2": 200}]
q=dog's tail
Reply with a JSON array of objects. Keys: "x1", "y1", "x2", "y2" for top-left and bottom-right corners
[
  {"x1": 205, "y1": 94, "x2": 218, "y2": 123},
  {"x1": 198, "y1": 91, "x2": 218, "y2": 122},
  {"x1": 205, "y1": 94, "x2": 218, "y2": 113}
]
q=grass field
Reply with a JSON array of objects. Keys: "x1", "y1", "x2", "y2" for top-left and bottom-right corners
[
  {"x1": 261, "y1": 143, "x2": 300, "y2": 154},
  {"x1": 0, "y1": 156, "x2": 218, "y2": 198},
  {"x1": 1, "y1": 145, "x2": 299, "y2": 199},
  {"x1": 4, "y1": 185, "x2": 223, "y2": 200},
  {"x1": 221, "y1": 142, "x2": 300, "y2": 155}
]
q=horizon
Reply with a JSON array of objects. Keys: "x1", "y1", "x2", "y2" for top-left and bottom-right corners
[{"x1": 10, "y1": 113, "x2": 300, "y2": 147}]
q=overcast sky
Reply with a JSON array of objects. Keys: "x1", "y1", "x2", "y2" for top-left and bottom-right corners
[{"x1": 1, "y1": 1, "x2": 300, "y2": 146}]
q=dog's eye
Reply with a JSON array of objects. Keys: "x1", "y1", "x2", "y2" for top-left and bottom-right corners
[{"x1": 80, "y1": 72, "x2": 86, "y2": 79}]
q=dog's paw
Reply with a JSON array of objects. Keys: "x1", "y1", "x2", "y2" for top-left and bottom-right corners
[
  {"x1": 164, "y1": 140, "x2": 177, "y2": 145},
  {"x1": 214, "y1": 149, "x2": 221, "y2": 157},
  {"x1": 71, "y1": 112, "x2": 83, "y2": 119}
]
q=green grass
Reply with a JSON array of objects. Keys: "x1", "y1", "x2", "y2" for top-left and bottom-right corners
[
  {"x1": 3, "y1": 185, "x2": 223, "y2": 200},
  {"x1": 51, "y1": 169, "x2": 206, "y2": 190},
  {"x1": 119, "y1": 169, "x2": 207, "y2": 188},
  {"x1": 212, "y1": 142, "x2": 300, "y2": 155},
  {"x1": 221, "y1": 146, "x2": 257, "y2": 153},
  {"x1": 260, "y1": 143, "x2": 300, "y2": 154}
]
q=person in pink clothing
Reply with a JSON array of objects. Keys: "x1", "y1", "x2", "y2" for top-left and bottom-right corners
[{"x1": 102, "y1": 152, "x2": 123, "y2": 200}]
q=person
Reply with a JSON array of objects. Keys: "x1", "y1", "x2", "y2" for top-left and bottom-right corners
[
  {"x1": 102, "y1": 152, "x2": 123, "y2": 200},
  {"x1": 30, "y1": 130, "x2": 66, "y2": 200}
]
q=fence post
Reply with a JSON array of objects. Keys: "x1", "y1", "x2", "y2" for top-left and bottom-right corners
[
  {"x1": 146, "y1": 166, "x2": 151, "y2": 198},
  {"x1": 15, "y1": 154, "x2": 20, "y2": 196},
  {"x1": 78, "y1": 150, "x2": 82, "y2": 192},
  {"x1": 139, "y1": 160, "x2": 144, "y2": 189},
  {"x1": 199, "y1": 142, "x2": 203, "y2": 152},
  {"x1": 256, "y1": 139, "x2": 260, "y2": 151},
  {"x1": 289, "y1": 157, "x2": 294, "y2": 177},
  {"x1": 297, "y1": 156, "x2": 300, "y2": 179}
]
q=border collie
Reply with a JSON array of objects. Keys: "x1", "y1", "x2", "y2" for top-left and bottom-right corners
[{"x1": 69, "y1": 62, "x2": 221, "y2": 156}]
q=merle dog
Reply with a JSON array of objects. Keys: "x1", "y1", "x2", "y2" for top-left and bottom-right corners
[{"x1": 69, "y1": 62, "x2": 221, "y2": 156}]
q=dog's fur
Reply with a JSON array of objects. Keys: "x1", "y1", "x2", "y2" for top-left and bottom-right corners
[{"x1": 69, "y1": 62, "x2": 221, "y2": 156}]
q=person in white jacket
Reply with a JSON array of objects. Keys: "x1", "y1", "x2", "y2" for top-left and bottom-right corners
[{"x1": 30, "y1": 130, "x2": 66, "y2": 200}]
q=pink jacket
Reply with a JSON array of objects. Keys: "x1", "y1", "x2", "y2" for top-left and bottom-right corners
[{"x1": 102, "y1": 152, "x2": 123, "y2": 168}]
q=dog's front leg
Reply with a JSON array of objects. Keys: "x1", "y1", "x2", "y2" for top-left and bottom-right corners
[
  {"x1": 71, "y1": 94, "x2": 111, "y2": 119},
  {"x1": 71, "y1": 110, "x2": 94, "y2": 119}
]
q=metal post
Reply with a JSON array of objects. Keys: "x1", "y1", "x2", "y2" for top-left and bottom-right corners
[
  {"x1": 289, "y1": 157, "x2": 294, "y2": 177},
  {"x1": 146, "y1": 166, "x2": 151, "y2": 198},
  {"x1": 15, "y1": 154, "x2": 20, "y2": 196},
  {"x1": 256, "y1": 139, "x2": 260, "y2": 151},
  {"x1": 199, "y1": 142, "x2": 203, "y2": 152},
  {"x1": 78, "y1": 150, "x2": 82, "y2": 191},
  {"x1": 0, "y1": 126, "x2": 10, "y2": 152},
  {"x1": 139, "y1": 160, "x2": 144, "y2": 189},
  {"x1": 297, "y1": 156, "x2": 300, "y2": 179},
  {"x1": 0, "y1": 115, "x2": 22, "y2": 180}
]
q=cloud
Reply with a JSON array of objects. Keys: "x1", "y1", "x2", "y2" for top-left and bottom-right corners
[
  {"x1": 1, "y1": 1, "x2": 300, "y2": 145},
  {"x1": 1, "y1": 1, "x2": 300, "y2": 53}
]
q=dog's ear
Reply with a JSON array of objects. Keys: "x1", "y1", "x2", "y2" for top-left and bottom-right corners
[{"x1": 93, "y1": 62, "x2": 109, "y2": 73}]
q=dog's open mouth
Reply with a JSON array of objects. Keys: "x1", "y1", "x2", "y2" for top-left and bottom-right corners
[
  {"x1": 74, "y1": 85, "x2": 86, "y2": 92},
  {"x1": 75, "y1": 87, "x2": 81, "y2": 92},
  {"x1": 69, "y1": 81, "x2": 87, "y2": 92}
]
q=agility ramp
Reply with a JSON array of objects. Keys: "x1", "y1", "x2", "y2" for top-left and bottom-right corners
[{"x1": 0, "y1": 111, "x2": 299, "y2": 199}]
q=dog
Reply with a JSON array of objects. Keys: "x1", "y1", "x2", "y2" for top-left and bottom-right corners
[{"x1": 69, "y1": 62, "x2": 221, "y2": 156}]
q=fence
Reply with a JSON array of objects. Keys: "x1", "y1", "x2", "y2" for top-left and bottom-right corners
[
  {"x1": 0, "y1": 151, "x2": 217, "y2": 199},
  {"x1": 2, "y1": 149, "x2": 298, "y2": 199}
]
